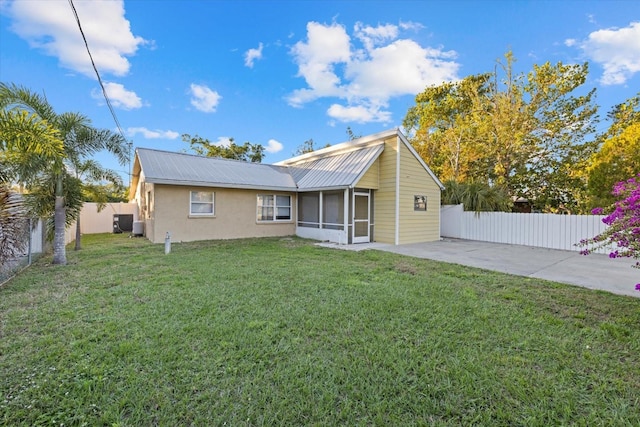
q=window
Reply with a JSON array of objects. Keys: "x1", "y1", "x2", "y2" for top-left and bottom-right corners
[
  {"x1": 146, "y1": 190, "x2": 153, "y2": 218},
  {"x1": 414, "y1": 195, "x2": 427, "y2": 211},
  {"x1": 190, "y1": 191, "x2": 214, "y2": 216},
  {"x1": 257, "y1": 194, "x2": 291, "y2": 221}
]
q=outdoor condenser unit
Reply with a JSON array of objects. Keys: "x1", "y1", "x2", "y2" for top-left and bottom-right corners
[{"x1": 113, "y1": 214, "x2": 134, "y2": 233}]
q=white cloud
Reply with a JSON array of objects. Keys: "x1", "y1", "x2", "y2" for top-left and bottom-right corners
[
  {"x1": 399, "y1": 21, "x2": 424, "y2": 32},
  {"x1": 264, "y1": 139, "x2": 283, "y2": 154},
  {"x1": 5, "y1": 0, "x2": 147, "y2": 77},
  {"x1": 189, "y1": 84, "x2": 222, "y2": 113},
  {"x1": 327, "y1": 104, "x2": 391, "y2": 124},
  {"x1": 288, "y1": 21, "x2": 352, "y2": 106},
  {"x1": 564, "y1": 38, "x2": 577, "y2": 47},
  {"x1": 92, "y1": 82, "x2": 143, "y2": 110},
  {"x1": 213, "y1": 137, "x2": 232, "y2": 147},
  {"x1": 126, "y1": 127, "x2": 179, "y2": 139},
  {"x1": 287, "y1": 21, "x2": 459, "y2": 124},
  {"x1": 244, "y1": 43, "x2": 264, "y2": 68},
  {"x1": 572, "y1": 21, "x2": 640, "y2": 85},
  {"x1": 354, "y1": 22, "x2": 398, "y2": 51}
]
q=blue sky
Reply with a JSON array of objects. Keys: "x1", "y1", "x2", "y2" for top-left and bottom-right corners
[{"x1": 1, "y1": 0, "x2": 639, "y2": 184}]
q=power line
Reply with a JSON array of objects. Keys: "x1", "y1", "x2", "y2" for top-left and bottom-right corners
[
  {"x1": 67, "y1": 0, "x2": 126, "y2": 140},
  {"x1": 68, "y1": 0, "x2": 132, "y2": 187}
]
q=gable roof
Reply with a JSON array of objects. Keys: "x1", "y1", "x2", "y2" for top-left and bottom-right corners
[
  {"x1": 279, "y1": 128, "x2": 445, "y2": 190},
  {"x1": 131, "y1": 128, "x2": 444, "y2": 194},
  {"x1": 134, "y1": 148, "x2": 297, "y2": 191},
  {"x1": 288, "y1": 143, "x2": 384, "y2": 191}
]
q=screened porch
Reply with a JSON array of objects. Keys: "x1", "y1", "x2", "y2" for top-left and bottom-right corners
[{"x1": 296, "y1": 189, "x2": 374, "y2": 244}]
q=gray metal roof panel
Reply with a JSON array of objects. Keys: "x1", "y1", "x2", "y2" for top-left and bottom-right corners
[
  {"x1": 291, "y1": 144, "x2": 384, "y2": 190},
  {"x1": 136, "y1": 148, "x2": 297, "y2": 190}
]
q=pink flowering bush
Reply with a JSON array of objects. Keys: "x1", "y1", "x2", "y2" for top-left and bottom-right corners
[{"x1": 579, "y1": 174, "x2": 640, "y2": 291}]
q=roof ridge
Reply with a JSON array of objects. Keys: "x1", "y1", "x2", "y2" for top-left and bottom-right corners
[
  {"x1": 276, "y1": 128, "x2": 397, "y2": 166},
  {"x1": 136, "y1": 147, "x2": 288, "y2": 170}
]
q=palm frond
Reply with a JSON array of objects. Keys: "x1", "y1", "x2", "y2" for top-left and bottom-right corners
[{"x1": 0, "y1": 184, "x2": 29, "y2": 265}]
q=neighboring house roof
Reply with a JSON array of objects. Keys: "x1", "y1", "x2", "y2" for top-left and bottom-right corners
[
  {"x1": 132, "y1": 128, "x2": 445, "y2": 193},
  {"x1": 135, "y1": 148, "x2": 297, "y2": 191}
]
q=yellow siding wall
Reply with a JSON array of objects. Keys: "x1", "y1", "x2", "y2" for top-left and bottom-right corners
[
  {"x1": 397, "y1": 141, "x2": 441, "y2": 244},
  {"x1": 150, "y1": 185, "x2": 296, "y2": 244},
  {"x1": 355, "y1": 158, "x2": 379, "y2": 189},
  {"x1": 373, "y1": 137, "x2": 398, "y2": 244}
]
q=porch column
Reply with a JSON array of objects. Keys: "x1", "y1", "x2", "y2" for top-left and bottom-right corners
[
  {"x1": 318, "y1": 191, "x2": 323, "y2": 229},
  {"x1": 343, "y1": 189, "x2": 349, "y2": 244}
]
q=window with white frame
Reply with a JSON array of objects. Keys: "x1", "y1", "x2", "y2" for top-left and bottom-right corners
[
  {"x1": 190, "y1": 191, "x2": 214, "y2": 216},
  {"x1": 257, "y1": 194, "x2": 291, "y2": 221}
]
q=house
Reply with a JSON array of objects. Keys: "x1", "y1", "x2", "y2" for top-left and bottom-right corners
[{"x1": 129, "y1": 128, "x2": 444, "y2": 245}]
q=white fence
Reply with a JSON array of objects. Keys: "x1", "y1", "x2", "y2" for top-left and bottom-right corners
[
  {"x1": 65, "y1": 202, "x2": 138, "y2": 244},
  {"x1": 28, "y1": 218, "x2": 44, "y2": 254},
  {"x1": 440, "y1": 204, "x2": 610, "y2": 254}
]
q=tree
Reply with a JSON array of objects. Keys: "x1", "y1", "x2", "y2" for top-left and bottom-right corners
[
  {"x1": 585, "y1": 93, "x2": 640, "y2": 210},
  {"x1": 0, "y1": 83, "x2": 128, "y2": 264},
  {"x1": 404, "y1": 52, "x2": 598, "y2": 212},
  {"x1": 83, "y1": 182, "x2": 128, "y2": 203},
  {"x1": 404, "y1": 73, "x2": 490, "y2": 182},
  {"x1": 70, "y1": 159, "x2": 123, "y2": 250},
  {"x1": 0, "y1": 184, "x2": 29, "y2": 267},
  {"x1": 586, "y1": 122, "x2": 640, "y2": 209},
  {"x1": 182, "y1": 134, "x2": 265, "y2": 162},
  {"x1": 601, "y1": 93, "x2": 640, "y2": 139},
  {"x1": 441, "y1": 180, "x2": 512, "y2": 212},
  {"x1": 346, "y1": 126, "x2": 361, "y2": 140},
  {"x1": 0, "y1": 86, "x2": 62, "y2": 266},
  {"x1": 293, "y1": 138, "x2": 331, "y2": 156}
]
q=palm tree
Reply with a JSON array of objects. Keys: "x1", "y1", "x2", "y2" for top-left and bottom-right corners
[
  {"x1": 0, "y1": 183, "x2": 29, "y2": 267},
  {"x1": 1, "y1": 89, "x2": 62, "y2": 266},
  {"x1": 0, "y1": 83, "x2": 128, "y2": 265},
  {"x1": 442, "y1": 180, "x2": 512, "y2": 212},
  {"x1": 71, "y1": 158, "x2": 123, "y2": 250}
]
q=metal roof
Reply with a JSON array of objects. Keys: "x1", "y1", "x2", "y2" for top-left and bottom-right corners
[
  {"x1": 135, "y1": 148, "x2": 297, "y2": 191},
  {"x1": 134, "y1": 128, "x2": 444, "y2": 192},
  {"x1": 289, "y1": 143, "x2": 384, "y2": 191},
  {"x1": 136, "y1": 143, "x2": 384, "y2": 192}
]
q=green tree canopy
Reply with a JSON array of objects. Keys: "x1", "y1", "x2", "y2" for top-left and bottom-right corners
[
  {"x1": 0, "y1": 82, "x2": 128, "y2": 264},
  {"x1": 183, "y1": 134, "x2": 265, "y2": 162},
  {"x1": 293, "y1": 138, "x2": 332, "y2": 156},
  {"x1": 404, "y1": 52, "x2": 598, "y2": 212},
  {"x1": 587, "y1": 121, "x2": 640, "y2": 209}
]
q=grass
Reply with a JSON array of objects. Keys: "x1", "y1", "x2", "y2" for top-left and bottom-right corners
[{"x1": 1, "y1": 233, "x2": 639, "y2": 426}]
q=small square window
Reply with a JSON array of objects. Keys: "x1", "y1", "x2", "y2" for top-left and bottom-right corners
[
  {"x1": 190, "y1": 191, "x2": 214, "y2": 216},
  {"x1": 414, "y1": 195, "x2": 427, "y2": 211}
]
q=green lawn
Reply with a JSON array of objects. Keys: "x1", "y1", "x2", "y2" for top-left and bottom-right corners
[{"x1": 1, "y1": 234, "x2": 639, "y2": 426}]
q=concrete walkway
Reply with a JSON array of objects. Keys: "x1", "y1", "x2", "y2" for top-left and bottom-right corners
[{"x1": 317, "y1": 239, "x2": 640, "y2": 298}]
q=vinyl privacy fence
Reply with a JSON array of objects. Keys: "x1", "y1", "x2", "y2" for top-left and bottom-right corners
[
  {"x1": 2, "y1": 203, "x2": 136, "y2": 282},
  {"x1": 440, "y1": 204, "x2": 611, "y2": 254},
  {"x1": 64, "y1": 202, "x2": 138, "y2": 244}
]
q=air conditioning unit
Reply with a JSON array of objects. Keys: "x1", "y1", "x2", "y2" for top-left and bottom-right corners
[
  {"x1": 132, "y1": 221, "x2": 144, "y2": 237},
  {"x1": 113, "y1": 214, "x2": 134, "y2": 233}
]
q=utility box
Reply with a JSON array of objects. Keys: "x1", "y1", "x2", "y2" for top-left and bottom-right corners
[
  {"x1": 132, "y1": 221, "x2": 144, "y2": 237},
  {"x1": 113, "y1": 214, "x2": 134, "y2": 233}
]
